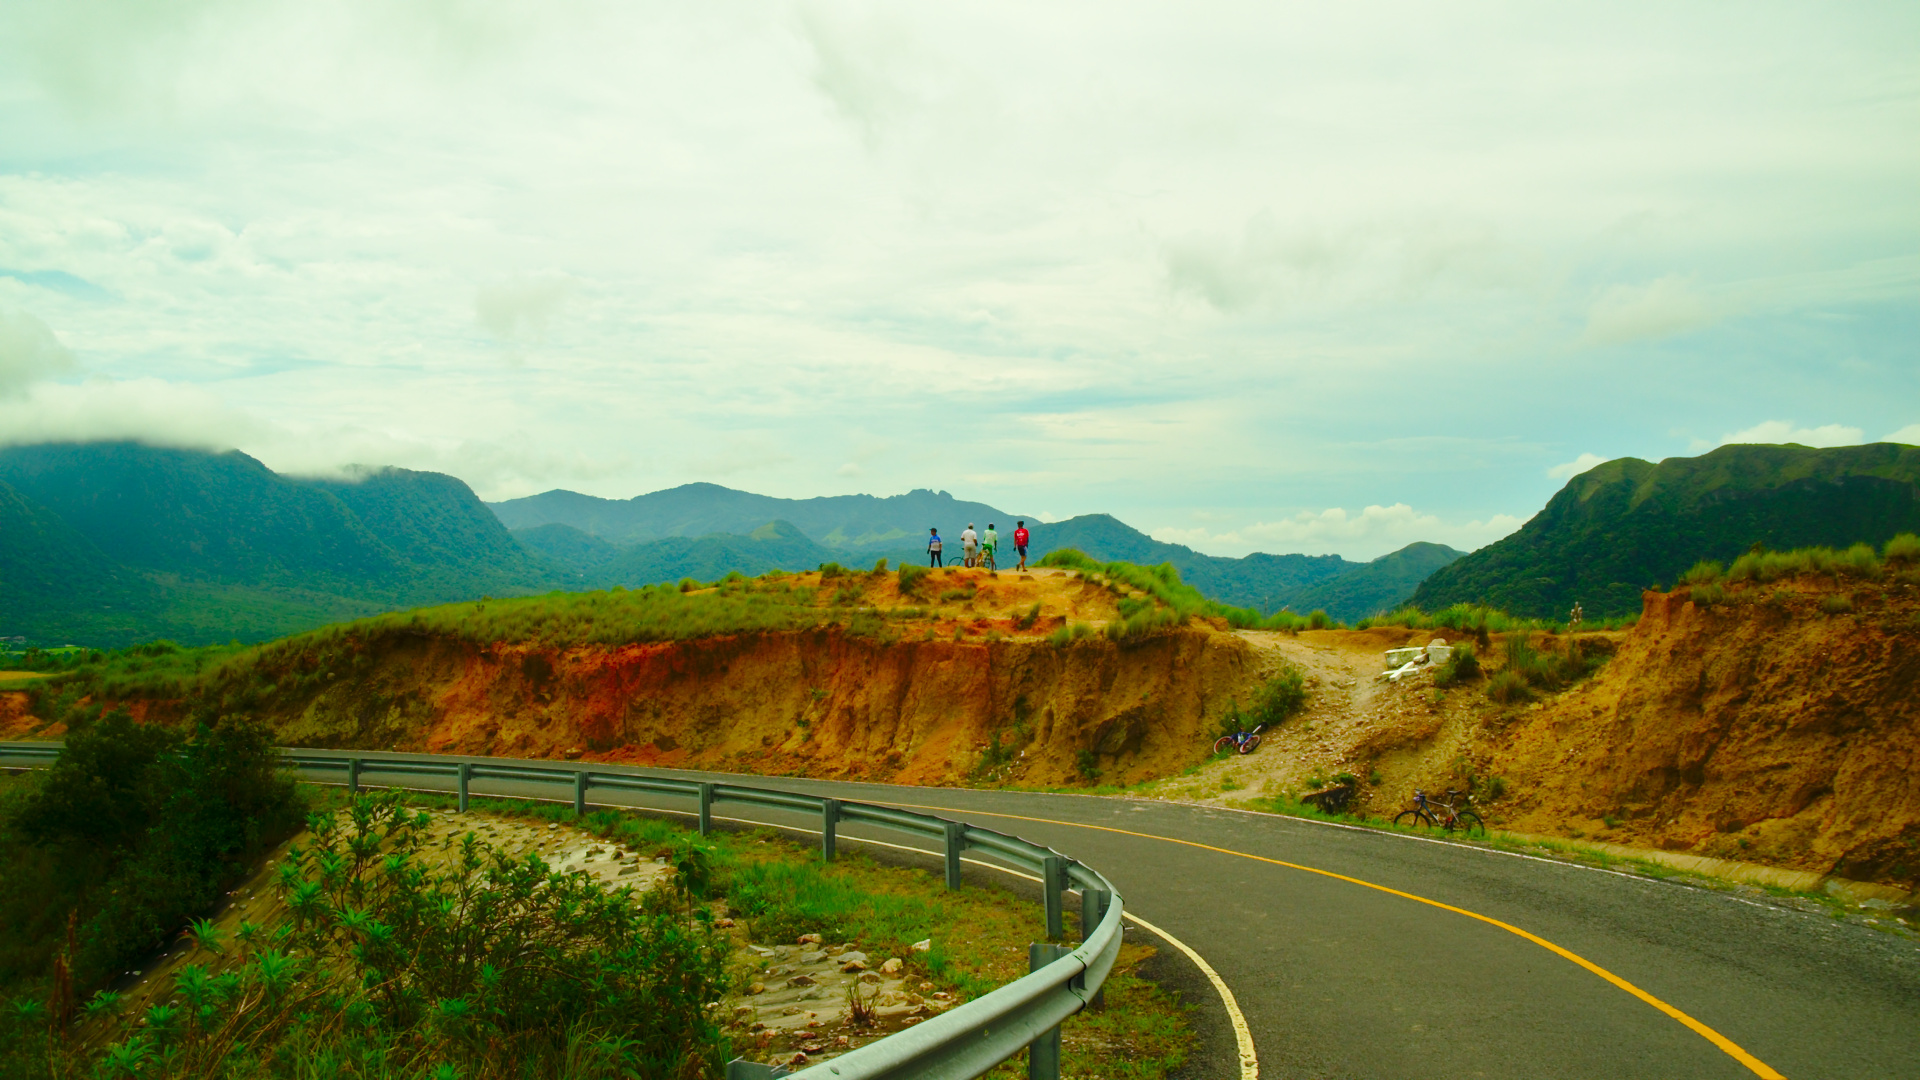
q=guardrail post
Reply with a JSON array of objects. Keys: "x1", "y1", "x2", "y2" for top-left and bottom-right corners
[
  {"x1": 698, "y1": 783, "x2": 714, "y2": 836},
  {"x1": 821, "y1": 799, "x2": 841, "y2": 862},
  {"x1": 574, "y1": 771, "x2": 589, "y2": 817},
  {"x1": 1042, "y1": 856, "x2": 1066, "y2": 940},
  {"x1": 348, "y1": 758, "x2": 361, "y2": 794},
  {"x1": 1081, "y1": 888, "x2": 1111, "y2": 1009},
  {"x1": 1026, "y1": 943, "x2": 1072, "y2": 1080},
  {"x1": 944, "y1": 821, "x2": 967, "y2": 890},
  {"x1": 457, "y1": 763, "x2": 471, "y2": 812}
]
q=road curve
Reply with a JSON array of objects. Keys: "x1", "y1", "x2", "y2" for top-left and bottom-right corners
[{"x1": 307, "y1": 753, "x2": 1916, "y2": 1080}]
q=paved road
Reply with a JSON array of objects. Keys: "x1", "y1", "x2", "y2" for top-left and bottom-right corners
[{"x1": 15, "y1": 744, "x2": 1914, "y2": 1079}]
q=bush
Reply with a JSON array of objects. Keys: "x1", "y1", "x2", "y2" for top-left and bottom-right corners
[
  {"x1": 1075, "y1": 749, "x2": 1102, "y2": 781},
  {"x1": 1248, "y1": 664, "x2": 1308, "y2": 727},
  {"x1": 897, "y1": 563, "x2": 930, "y2": 597},
  {"x1": 1307, "y1": 610, "x2": 1333, "y2": 630},
  {"x1": 1487, "y1": 668, "x2": 1533, "y2": 704},
  {"x1": 1822, "y1": 593, "x2": 1855, "y2": 614},
  {"x1": 818, "y1": 562, "x2": 846, "y2": 580},
  {"x1": 1680, "y1": 560, "x2": 1724, "y2": 585},
  {"x1": 1, "y1": 712, "x2": 304, "y2": 995},
  {"x1": 75, "y1": 792, "x2": 731, "y2": 1080},
  {"x1": 871, "y1": 557, "x2": 889, "y2": 573},
  {"x1": 1885, "y1": 533, "x2": 1920, "y2": 565},
  {"x1": 1433, "y1": 644, "x2": 1481, "y2": 687}
]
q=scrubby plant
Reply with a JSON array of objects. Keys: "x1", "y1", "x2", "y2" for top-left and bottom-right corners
[
  {"x1": 1432, "y1": 644, "x2": 1480, "y2": 687},
  {"x1": 1680, "y1": 560, "x2": 1725, "y2": 585},
  {"x1": 896, "y1": 563, "x2": 930, "y2": 597},
  {"x1": 1486, "y1": 668, "x2": 1533, "y2": 704},
  {"x1": 1306, "y1": 610, "x2": 1333, "y2": 630},
  {"x1": 1075, "y1": 749, "x2": 1102, "y2": 782},
  {"x1": 818, "y1": 562, "x2": 846, "y2": 580},
  {"x1": 1885, "y1": 533, "x2": 1920, "y2": 565},
  {"x1": 1015, "y1": 602, "x2": 1042, "y2": 630},
  {"x1": 1822, "y1": 593, "x2": 1855, "y2": 614}
]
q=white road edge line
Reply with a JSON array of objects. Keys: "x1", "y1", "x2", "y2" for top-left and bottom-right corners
[{"x1": 301, "y1": 778, "x2": 1262, "y2": 1080}]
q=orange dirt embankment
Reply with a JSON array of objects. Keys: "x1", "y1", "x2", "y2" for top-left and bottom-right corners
[
  {"x1": 2, "y1": 568, "x2": 1266, "y2": 787},
  {"x1": 1486, "y1": 582, "x2": 1920, "y2": 885}
]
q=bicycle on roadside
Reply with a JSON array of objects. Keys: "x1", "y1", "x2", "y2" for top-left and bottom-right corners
[
  {"x1": 1212, "y1": 723, "x2": 1267, "y2": 756},
  {"x1": 1394, "y1": 788, "x2": 1485, "y2": 838}
]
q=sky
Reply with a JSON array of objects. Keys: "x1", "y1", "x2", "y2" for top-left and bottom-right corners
[{"x1": 0, "y1": 1, "x2": 1914, "y2": 560}]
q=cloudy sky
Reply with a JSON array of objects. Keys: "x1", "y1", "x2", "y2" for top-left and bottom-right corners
[{"x1": 1, "y1": 2, "x2": 1914, "y2": 559}]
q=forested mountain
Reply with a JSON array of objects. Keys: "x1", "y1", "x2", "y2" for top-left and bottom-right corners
[
  {"x1": 1410, "y1": 442, "x2": 1920, "y2": 619},
  {"x1": 0, "y1": 443, "x2": 565, "y2": 646}
]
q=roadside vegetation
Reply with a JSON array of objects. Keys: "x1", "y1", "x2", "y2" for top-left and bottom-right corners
[{"x1": 1677, "y1": 533, "x2": 1920, "y2": 606}]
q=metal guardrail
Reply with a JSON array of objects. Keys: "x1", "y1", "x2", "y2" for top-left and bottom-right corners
[{"x1": 0, "y1": 742, "x2": 1123, "y2": 1080}]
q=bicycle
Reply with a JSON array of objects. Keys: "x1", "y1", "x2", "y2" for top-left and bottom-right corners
[
  {"x1": 981, "y1": 546, "x2": 996, "y2": 571},
  {"x1": 1212, "y1": 723, "x2": 1266, "y2": 756},
  {"x1": 1393, "y1": 788, "x2": 1485, "y2": 837}
]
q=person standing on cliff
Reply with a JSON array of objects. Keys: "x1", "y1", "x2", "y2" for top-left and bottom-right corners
[
  {"x1": 960, "y1": 523, "x2": 979, "y2": 568},
  {"x1": 928, "y1": 527, "x2": 944, "y2": 567},
  {"x1": 1013, "y1": 521, "x2": 1030, "y2": 571},
  {"x1": 982, "y1": 523, "x2": 999, "y2": 570}
]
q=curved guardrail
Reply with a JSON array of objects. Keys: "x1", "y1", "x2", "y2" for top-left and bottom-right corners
[{"x1": 1, "y1": 742, "x2": 1122, "y2": 1080}]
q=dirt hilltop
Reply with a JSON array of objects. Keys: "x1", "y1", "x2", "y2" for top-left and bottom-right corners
[{"x1": 4, "y1": 567, "x2": 1269, "y2": 787}]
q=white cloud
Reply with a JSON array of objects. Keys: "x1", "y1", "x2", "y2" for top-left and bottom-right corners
[
  {"x1": 1885, "y1": 424, "x2": 1920, "y2": 446},
  {"x1": 0, "y1": 377, "x2": 268, "y2": 449},
  {"x1": 0, "y1": 309, "x2": 78, "y2": 396},
  {"x1": 1152, "y1": 504, "x2": 1524, "y2": 562},
  {"x1": 1583, "y1": 275, "x2": 1717, "y2": 345},
  {"x1": 475, "y1": 276, "x2": 573, "y2": 344},
  {"x1": 1546, "y1": 452, "x2": 1610, "y2": 480},
  {"x1": 1692, "y1": 420, "x2": 1865, "y2": 452}
]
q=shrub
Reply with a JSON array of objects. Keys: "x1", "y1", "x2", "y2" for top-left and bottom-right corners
[
  {"x1": 1075, "y1": 749, "x2": 1102, "y2": 781},
  {"x1": 1689, "y1": 583, "x2": 1725, "y2": 607},
  {"x1": 1487, "y1": 668, "x2": 1533, "y2": 704},
  {"x1": 1822, "y1": 593, "x2": 1854, "y2": 614},
  {"x1": 871, "y1": 557, "x2": 889, "y2": 573},
  {"x1": 1680, "y1": 560, "x2": 1724, "y2": 585},
  {"x1": 1433, "y1": 644, "x2": 1480, "y2": 687},
  {"x1": 1885, "y1": 533, "x2": 1920, "y2": 565},
  {"x1": 818, "y1": 562, "x2": 846, "y2": 580},
  {"x1": 897, "y1": 563, "x2": 930, "y2": 597},
  {"x1": 1307, "y1": 610, "x2": 1333, "y2": 630},
  {"x1": 1247, "y1": 664, "x2": 1308, "y2": 727}
]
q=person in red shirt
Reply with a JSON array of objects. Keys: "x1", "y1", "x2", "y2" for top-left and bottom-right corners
[{"x1": 1013, "y1": 521, "x2": 1031, "y2": 571}]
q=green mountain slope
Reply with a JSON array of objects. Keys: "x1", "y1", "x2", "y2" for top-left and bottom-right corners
[
  {"x1": 1283, "y1": 541, "x2": 1465, "y2": 623},
  {"x1": 1410, "y1": 442, "x2": 1920, "y2": 619},
  {"x1": 0, "y1": 443, "x2": 566, "y2": 647}
]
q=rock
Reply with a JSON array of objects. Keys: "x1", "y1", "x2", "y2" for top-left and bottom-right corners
[
  {"x1": 787, "y1": 974, "x2": 816, "y2": 987},
  {"x1": 787, "y1": 1052, "x2": 809, "y2": 1067},
  {"x1": 858, "y1": 971, "x2": 882, "y2": 984},
  {"x1": 911, "y1": 938, "x2": 931, "y2": 952},
  {"x1": 797, "y1": 933, "x2": 823, "y2": 945},
  {"x1": 715, "y1": 917, "x2": 736, "y2": 928},
  {"x1": 907, "y1": 993, "x2": 924, "y2": 1005},
  {"x1": 835, "y1": 1035, "x2": 851, "y2": 1047},
  {"x1": 547, "y1": 823, "x2": 559, "y2": 831},
  {"x1": 838, "y1": 951, "x2": 868, "y2": 965},
  {"x1": 733, "y1": 1005, "x2": 755, "y2": 1020},
  {"x1": 798, "y1": 951, "x2": 827, "y2": 964},
  {"x1": 932, "y1": 991, "x2": 951, "y2": 1000},
  {"x1": 825, "y1": 945, "x2": 845, "y2": 957},
  {"x1": 880, "y1": 958, "x2": 903, "y2": 974},
  {"x1": 841, "y1": 960, "x2": 867, "y2": 972},
  {"x1": 748, "y1": 945, "x2": 775, "y2": 956},
  {"x1": 749, "y1": 983, "x2": 766, "y2": 995}
]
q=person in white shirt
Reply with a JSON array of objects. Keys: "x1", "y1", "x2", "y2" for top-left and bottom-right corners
[{"x1": 960, "y1": 523, "x2": 979, "y2": 568}]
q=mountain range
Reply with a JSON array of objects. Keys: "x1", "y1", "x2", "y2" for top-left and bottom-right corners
[
  {"x1": 10, "y1": 439, "x2": 1910, "y2": 648},
  {"x1": 493, "y1": 491, "x2": 1462, "y2": 620},
  {"x1": 1411, "y1": 442, "x2": 1920, "y2": 619}
]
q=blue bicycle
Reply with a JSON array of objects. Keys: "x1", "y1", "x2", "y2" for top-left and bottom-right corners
[{"x1": 1212, "y1": 723, "x2": 1266, "y2": 756}]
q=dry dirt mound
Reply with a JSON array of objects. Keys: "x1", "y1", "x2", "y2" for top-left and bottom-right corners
[
  {"x1": 4, "y1": 567, "x2": 1266, "y2": 788},
  {"x1": 1487, "y1": 583, "x2": 1920, "y2": 886}
]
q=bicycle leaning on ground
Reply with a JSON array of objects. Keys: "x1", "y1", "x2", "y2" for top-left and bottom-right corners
[
  {"x1": 1212, "y1": 723, "x2": 1266, "y2": 756},
  {"x1": 1394, "y1": 788, "x2": 1485, "y2": 837}
]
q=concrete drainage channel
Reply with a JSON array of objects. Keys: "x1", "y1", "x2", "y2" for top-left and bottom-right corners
[{"x1": 1, "y1": 743, "x2": 1124, "y2": 1080}]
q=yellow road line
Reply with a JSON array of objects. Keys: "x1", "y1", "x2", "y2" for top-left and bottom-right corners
[{"x1": 888, "y1": 801, "x2": 1787, "y2": 1080}]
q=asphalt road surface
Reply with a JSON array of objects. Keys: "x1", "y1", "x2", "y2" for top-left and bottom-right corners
[{"x1": 20, "y1": 744, "x2": 1912, "y2": 1080}]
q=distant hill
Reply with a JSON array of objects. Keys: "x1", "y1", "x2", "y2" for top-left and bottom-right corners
[
  {"x1": 1410, "y1": 442, "x2": 1920, "y2": 619},
  {"x1": 0, "y1": 443, "x2": 567, "y2": 647},
  {"x1": 498, "y1": 486, "x2": 1455, "y2": 617},
  {"x1": 1282, "y1": 541, "x2": 1465, "y2": 623}
]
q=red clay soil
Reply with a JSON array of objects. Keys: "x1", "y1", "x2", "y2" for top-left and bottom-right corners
[{"x1": 1485, "y1": 581, "x2": 1920, "y2": 886}]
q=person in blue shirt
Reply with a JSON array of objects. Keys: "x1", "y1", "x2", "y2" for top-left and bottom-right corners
[{"x1": 927, "y1": 527, "x2": 944, "y2": 567}]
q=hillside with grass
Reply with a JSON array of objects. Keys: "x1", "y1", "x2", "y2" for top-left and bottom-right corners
[
  {"x1": 0, "y1": 443, "x2": 568, "y2": 648},
  {"x1": 1410, "y1": 442, "x2": 1920, "y2": 619},
  {"x1": 6, "y1": 557, "x2": 1286, "y2": 789}
]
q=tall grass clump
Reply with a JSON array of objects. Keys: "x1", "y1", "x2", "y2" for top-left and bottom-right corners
[
  {"x1": 1885, "y1": 533, "x2": 1920, "y2": 566},
  {"x1": 1727, "y1": 543, "x2": 1883, "y2": 584},
  {"x1": 1432, "y1": 644, "x2": 1480, "y2": 687}
]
